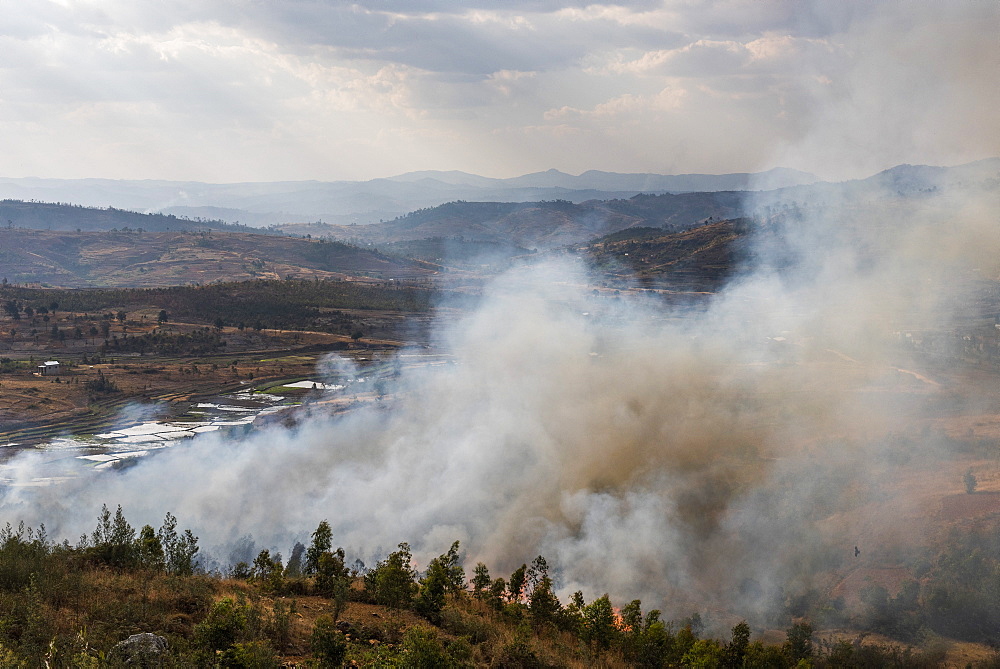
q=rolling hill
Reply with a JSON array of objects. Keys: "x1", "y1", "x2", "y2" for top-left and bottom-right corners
[
  {"x1": 0, "y1": 167, "x2": 818, "y2": 227},
  {"x1": 0, "y1": 228, "x2": 432, "y2": 287}
]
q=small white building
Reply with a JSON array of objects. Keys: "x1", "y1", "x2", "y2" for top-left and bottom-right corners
[{"x1": 38, "y1": 361, "x2": 60, "y2": 376}]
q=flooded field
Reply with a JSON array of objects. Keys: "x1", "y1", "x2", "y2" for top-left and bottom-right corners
[{"x1": 0, "y1": 352, "x2": 456, "y2": 487}]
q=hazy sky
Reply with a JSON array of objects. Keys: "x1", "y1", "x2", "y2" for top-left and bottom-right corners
[{"x1": 0, "y1": 1, "x2": 995, "y2": 182}]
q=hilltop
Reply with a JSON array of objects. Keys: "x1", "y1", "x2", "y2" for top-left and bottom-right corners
[
  {"x1": 296, "y1": 191, "x2": 746, "y2": 250},
  {"x1": 0, "y1": 167, "x2": 818, "y2": 227},
  {"x1": 0, "y1": 228, "x2": 433, "y2": 287},
  {"x1": 0, "y1": 200, "x2": 250, "y2": 234}
]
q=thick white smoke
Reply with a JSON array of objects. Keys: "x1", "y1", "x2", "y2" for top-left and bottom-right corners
[
  {"x1": 0, "y1": 0, "x2": 997, "y2": 630},
  {"x1": 0, "y1": 158, "x2": 996, "y2": 627}
]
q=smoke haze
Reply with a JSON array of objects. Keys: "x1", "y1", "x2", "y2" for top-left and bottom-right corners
[
  {"x1": 0, "y1": 156, "x2": 997, "y2": 631},
  {"x1": 0, "y1": 0, "x2": 998, "y2": 632}
]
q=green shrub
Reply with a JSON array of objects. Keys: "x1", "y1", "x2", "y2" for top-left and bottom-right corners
[{"x1": 310, "y1": 615, "x2": 347, "y2": 667}]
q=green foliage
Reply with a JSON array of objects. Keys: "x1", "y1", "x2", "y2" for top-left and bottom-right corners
[
  {"x1": 495, "y1": 621, "x2": 542, "y2": 669},
  {"x1": 314, "y1": 548, "x2": 350, "y2": 621},
  {"x1": 724, "y1": 620, "x2": 751, "y2": 668},
  {"x1": 526, "y1": 575, "x2": 560, "y2": 629},
  {"x1": 364, "y1": 542, "x2": 417, "y2": 609},
  {"x1": 471, "y1": 562, "x2": 491, "y2": 599},
  {"x1": 84, "y1": 370, "x2": 120, "y2": 394},
  {"x1": 487, "y1": 577, "x2": 506, "y2": 611},
  {"x1": 581, "y1": 594, "x2": 616, "y2": 649},
  {"x1": 310, "y1": 615, "x2": 347, "y2": 667},
  {"x1": 397, "y1": 626, "x2": 446, "y2": 668},
  {"x1": 439, "y1": 540, "x2": 466, "y2": 594},
  {"x1": 305, "y1": 520, "x2": 332, "y2": 575},
  {"x1": 137, "y1": 524, "x2": 165, "y2": 570},
  {"x1": 88, "y1": 504, "x2": 136, "y2": 568},
  {"x1": 218, "y1": 640, "x2": 281, "y2": 668},
  {"x1": 507, "y1": 564, "x2": 527, "y2": 603},
  {"x1": 414, "y1": 558, "x2": 449, "y2": 625},
  {"x1": 682, "y1": 638, "x2": 725, "y2": 667},
  {"x1": 784, "y1": 621, "x2": 814, "y2": 663},
  {"x1": 251, "y1": 549, "x2": 284, "y2": 594},
  {"x1": 158, "y1": 512, "x2": 199, "y2": 576},
  {"x1": 194, "y1": 596, "x2": 263, "y2": 653}
]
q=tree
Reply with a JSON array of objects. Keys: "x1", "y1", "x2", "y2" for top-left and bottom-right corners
[
  {"x1": 965, "y1": 469, "x2": 978, "y2": 494},
  {"x1": 157, "y1": 309, "x2": 169, "y2": 324},
  {"x1": 488, "y1": 577, "x2": 507, "y2": 611},
  {"x1": 723, "y1": 621, "x2": 750, "y2": 668},
  {"x1": 310, "y1": 616, "x2": 346, "y2": 668},
  {"x1": 439, "y1": 540, "x2": 465, "y2": 594},
  {"x1": 305, "y1": 520, "x2": 332, "y2": 575},
  {"x1": 90, "y1": 504, "x2": 136, "y2": 568},
  {"x1": 508, "y1": 564, "x2": 527, "y2": 603},
  {"x1": 471, "y1": 562, "x2": 491, "y2": 598},
  {"x1": 414, "y1": 558, "x2": 449, "y2": 625},
  {"x1": 285, "y1": 542, "x2": 305, "y2": 578},
  {"x1": 2, "y1": 301, "x2": 19, "y2": 321},
  {"x1": 528, "y1": 575, "x2": 561, "y2": 629},
  {"x1": 364, "y1": 542, "x2": 417, "y2": 609},
  {"x1": 252, "y1": 549, "x2": 284, "y2": 593},
  {"x1": 581, "y1": 594, "x2": 616, "y2": 648},
  {"x1": 315, "y1": 548, "x2": 350, "y2": 622},
  {"x1": 158, "y1": 512, "x2": 199, "y2": 576},
  {"x1": 784, "y1": 621, "x2": 814, "y2": 663},
  {"x1": 137, "y1": 524, "x2": 164, "y2": 570}
]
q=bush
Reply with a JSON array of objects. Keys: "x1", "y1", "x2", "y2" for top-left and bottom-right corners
[
  {"x1": 310, "y1": 615, "x2": 347, "y2": 667},
  {"x1": 194, "y1": 596, "x2": 263, "y2": 654},
  {"x1": 219, "y1": 640, "x2": 281, "y2": 668},
  {"x1": 402, "y1": 627, "x2": 450, "y2": 668}
]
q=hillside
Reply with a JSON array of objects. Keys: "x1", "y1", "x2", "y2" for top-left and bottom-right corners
[
  {"x1": 582, "y1": 219, "x2": 752, "y2": 291},
  {"x1": 291, "y1": 159, "x2": 998, "y2": 253},
  {"x1": 304, "y1": 191, "x2": 747, "y2": 250},
  {"x1": 0, "y1": 228, "x2": 433, "y2": 287},
  {"x1": 0, "y1": 200, "x2": 249, "y2": 233},
  {"x1": 0, "y1": 167, "x2": 818, "y2": 227}
]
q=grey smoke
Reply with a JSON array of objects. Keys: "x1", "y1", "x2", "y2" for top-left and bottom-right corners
[{"x1": 0, "y1": 164, "x2": 995, "y2": 630}]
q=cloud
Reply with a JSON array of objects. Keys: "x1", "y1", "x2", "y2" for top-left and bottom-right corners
[{"x1": 0, "y1": 0, "x2": 994, "y2": 180}]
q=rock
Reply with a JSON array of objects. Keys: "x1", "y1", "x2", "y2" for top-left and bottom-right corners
[
  {"x1": 110, "y1": 633, "x2": 169, "y2": 666},
  {"x1": 336, "y1": 620, "x2": 355, "y2": 635}
]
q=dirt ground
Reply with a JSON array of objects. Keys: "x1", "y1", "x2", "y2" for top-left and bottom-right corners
[{"x1": 0, "y1": 309, "x2": 414, "y2": 446}]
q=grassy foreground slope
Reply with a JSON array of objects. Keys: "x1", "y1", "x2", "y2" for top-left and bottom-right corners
[{"x1": 2, "y1": 510, "x2": 996, "y2": 668}]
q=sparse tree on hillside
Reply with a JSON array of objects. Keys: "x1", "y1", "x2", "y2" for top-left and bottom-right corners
[
  {"x1": 315, "y1": 548, "x2": 350, "y2": 621},
  {"x1": 137, "y1": 524, "x2": 165, "y2": 570},
  {"x1": 414, "y1": 556, "x2": 449, "y2": 625},
  {"x1": 305, "y1": 520, "x2": 332, "y2": 575},
  {"x1": 581, "y1": 594, "x2": 616, "y2": 648},
  {"x1": 364, "y1": 542, "x2": 417, "y2": 609},
  {"x1": 508, "y1": 564, "x2": 527, "y2": 603},
  {"x1": 965, "y1": 469, "x2": 977, "y2": 494},
  {"x1": 157, "y1": 512, "x2": 199, "y2": 576},
  {"x1": 471, "y1": 562, "x2": 491, "y2": 598}
]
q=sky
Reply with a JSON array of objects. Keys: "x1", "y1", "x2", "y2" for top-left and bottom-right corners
[{"x1": 0, "y1": 0, "x2": 996, "y2": 183}]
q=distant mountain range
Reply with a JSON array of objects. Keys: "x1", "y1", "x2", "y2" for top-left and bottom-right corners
[
  {"x1": 0, "y1": 159, "x2": 994, "y2": 288},
  {"x1": 283, "y1": 158, "x2": 1000, "y2": 250},
  {"x1": 0, "y1": 167, "x2": 819, "y2": 228}
]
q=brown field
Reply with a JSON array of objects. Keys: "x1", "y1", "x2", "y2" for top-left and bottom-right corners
[{"x1": 0, "y1": 306, "x2": 424, "y2": 447}]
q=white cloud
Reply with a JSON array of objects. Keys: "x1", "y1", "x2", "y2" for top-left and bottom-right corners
[{"x1": 0, "y1": 1, "x2": 994, "y2": 180}]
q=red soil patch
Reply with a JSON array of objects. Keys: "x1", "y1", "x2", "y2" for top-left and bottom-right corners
[
  {"x1": 828, "y1": 567, "x2": 914, "y2": 611},
  {"x1": 938, "y1": 492, "x2": 1000, "y2": 522}
]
